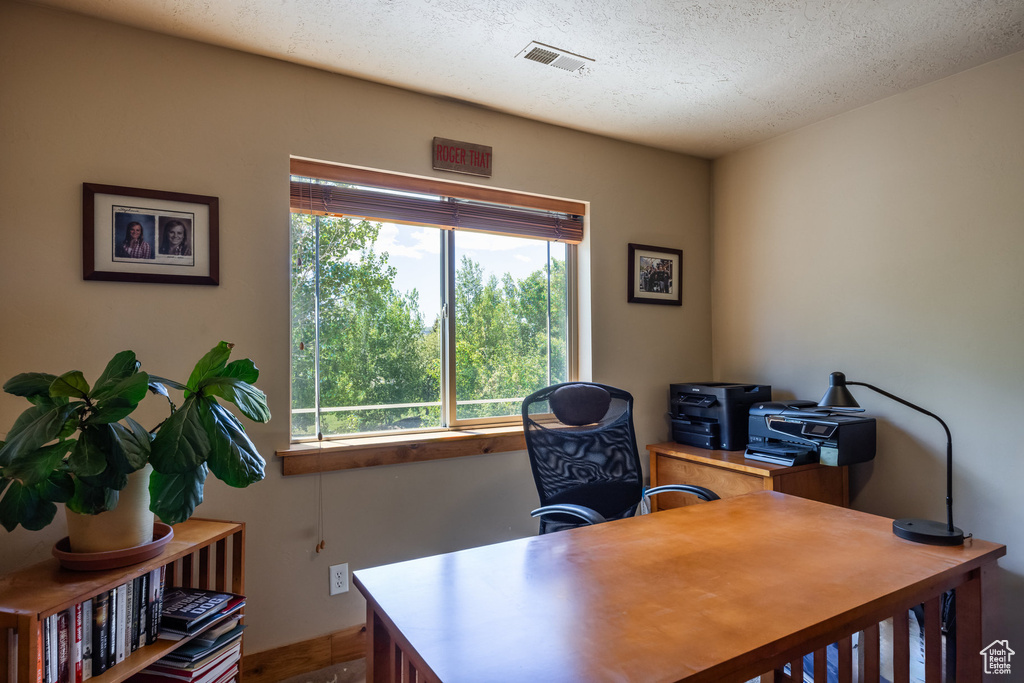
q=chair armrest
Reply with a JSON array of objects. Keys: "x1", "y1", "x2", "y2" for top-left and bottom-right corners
[
  {"x1": 530, "y1": 504, "x2": 607, "y2": 525},
  {"x1": 645, "y1": 484, "x2": 720, "y2": 502}
]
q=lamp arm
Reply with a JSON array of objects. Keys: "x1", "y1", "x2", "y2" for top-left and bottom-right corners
[
  {"x1": 848, "y1": 381, "x2": 955, "y2": 533},
  {"x1": 846, "y1": 381, "x2": 951, "y2": 444}
]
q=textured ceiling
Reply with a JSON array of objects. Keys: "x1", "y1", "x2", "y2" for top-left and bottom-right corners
[{"x1": 26, "y1": 0, "x2": 1024, "y2": 158}]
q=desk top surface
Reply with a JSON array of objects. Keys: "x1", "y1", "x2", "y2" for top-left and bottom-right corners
[{"x1": 354, "y1": 492, "x2": 1004, "y2": 683}]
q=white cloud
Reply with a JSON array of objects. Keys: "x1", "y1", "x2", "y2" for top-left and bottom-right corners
[{"x1": 374, "y1": 223, "x2": 440, "y2": 259}]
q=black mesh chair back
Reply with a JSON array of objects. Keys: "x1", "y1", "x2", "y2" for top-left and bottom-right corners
[{"x1": 523, "y1": 382, "x2": 645, "y2": 534}]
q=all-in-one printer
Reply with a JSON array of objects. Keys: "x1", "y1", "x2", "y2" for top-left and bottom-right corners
[{"x1": 745, "y1": 400, "x2": 876, "y2": 467}]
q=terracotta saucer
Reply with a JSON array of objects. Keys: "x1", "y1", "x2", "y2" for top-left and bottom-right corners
[{"x1": 53, "y1": 522, "x2": 174, "y2": 571}]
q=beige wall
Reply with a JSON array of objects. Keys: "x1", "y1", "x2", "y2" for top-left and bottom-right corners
[
  {"x1": 713, "y1": 50, "x2": 1024, "y2": 645},
  {"x1": 0, "y1": 1, "x2": 712, "y2": 653}
]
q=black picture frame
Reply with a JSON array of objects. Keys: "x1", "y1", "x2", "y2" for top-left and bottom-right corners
[
  {"x1": 627, "y1": 243, "x2": 682, "y2": 306},
  {"x1": 83, "y1": 183, "x2": 219, "y2": 285}
]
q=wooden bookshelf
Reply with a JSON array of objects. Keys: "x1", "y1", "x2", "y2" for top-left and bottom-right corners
[{"x1": 0, "y1": 519, "x2": 245, "y2": 683}]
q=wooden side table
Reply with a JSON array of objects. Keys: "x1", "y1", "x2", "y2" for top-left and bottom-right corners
[{"x1": 647, "y1": 441, "x2": 849, "y2": 511}]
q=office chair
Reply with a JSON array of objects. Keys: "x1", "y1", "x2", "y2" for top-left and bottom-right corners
[{"x1": 522, "y1": 382, "x2": 719, "y2": 534}]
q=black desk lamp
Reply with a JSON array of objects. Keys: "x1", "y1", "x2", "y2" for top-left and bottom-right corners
[{"x1": 818, "y1": 371, "x2": 964, "y2": 546}]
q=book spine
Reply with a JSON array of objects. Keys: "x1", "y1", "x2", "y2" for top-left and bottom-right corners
[
  {"x1": 81, "y1": 598, "x2": 92, "y2": 681},
  {"x1": 106, "y1": 589, "x2": 116, "y2": 673},
  {"x1": 156, "y1": 565, "x2": 166, "y2": 639},
  {"x1": 147, "y1": 568, "x2": 159, "y2": 644},
  {"x1": 56, "y1": 610, "x2": 68, "y2": 683},
  {"x1": 71, "y1": 604, "x2": 82, "y2": 683},
  {"x1": 45, "y1": 614, "x2": 55, "y2": 683},
  {"x1": 114, "y1": 584, "x2": 127, "y2": 665},
  {"x1": 127, "y1": 578, "x2": 136, "y2": 654},
  {"x1": 37, "y1": 620, "x2": 43, "y2": 683},
  {"x1": 92, "y1": 592, "x2": 109, "y2": 676},
  {"x1": 138, "y1": 573, "x2": 148, "y2": 649}
]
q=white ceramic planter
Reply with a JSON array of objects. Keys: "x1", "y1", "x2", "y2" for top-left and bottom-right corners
[{"x1": 65, "y1": 464, "x2": 155, "y2": 553}]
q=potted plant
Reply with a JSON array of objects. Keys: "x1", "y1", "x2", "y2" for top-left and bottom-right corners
[{"x1": 0, "y1": 342, "x2": 269, "y2": 551}]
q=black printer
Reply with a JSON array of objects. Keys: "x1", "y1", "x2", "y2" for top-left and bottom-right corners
[
  {"x1": 745, "y1": 400, "x2": 877, "y2": 466},
  {"x1": 669, "y1": 382, "x2": 771, "y2": 450}
]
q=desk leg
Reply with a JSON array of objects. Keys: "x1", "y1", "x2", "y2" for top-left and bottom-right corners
[
  {"x1": 367, "y1": 603, "x2": 394, "y2": 683},
  {"x1": 862, "y1": 623, "x2": 881, "y2": 682},
  {"x1": 956, "y1": 566, "x2": 988, "y2": 683}
]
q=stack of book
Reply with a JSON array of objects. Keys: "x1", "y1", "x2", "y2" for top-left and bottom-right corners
[
  {"x1": 130, "y1": 588, "x2": 245, "y2": 683},
  {"x1": 157, "y1": 588, "x2": 245, "y2": 640},
  {"x1": 38, "y1": 566, "x2": 166, "y2": 682}
]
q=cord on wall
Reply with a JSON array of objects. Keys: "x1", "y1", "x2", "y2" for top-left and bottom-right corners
[{"x1": 315, "y1": 432, "x2": 326, "y2": 553}]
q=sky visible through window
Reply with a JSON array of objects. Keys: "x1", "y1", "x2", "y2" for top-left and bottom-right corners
[{"x1": 365, "y1": 223, "x2": 556, "y2": 319}]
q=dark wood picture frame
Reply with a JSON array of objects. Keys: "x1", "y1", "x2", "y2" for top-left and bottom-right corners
[
  {"x1": 83, "y1": 183, "x2": 219, "y2": 285},
  {"x1": 627, "y1": 243, "x2": 682, "y2": 306}
]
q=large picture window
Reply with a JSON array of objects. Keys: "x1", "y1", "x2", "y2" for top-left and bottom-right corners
[{"x1": 289, "y1": 161, "x2": 582, "y2": 441}]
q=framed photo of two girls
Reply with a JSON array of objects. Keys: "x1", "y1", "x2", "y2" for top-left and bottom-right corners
[{"x1": 83, "y1": 183, "x2": 219, "y2": 285}]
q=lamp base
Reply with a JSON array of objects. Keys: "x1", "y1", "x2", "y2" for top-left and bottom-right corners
[{"x1": 892, "y1": 518, "x2": 964, "y2": 546}]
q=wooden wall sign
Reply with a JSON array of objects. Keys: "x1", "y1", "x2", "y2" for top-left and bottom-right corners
[{"x1": 432, "y1": 137, "x2": 493, "y2": 177}]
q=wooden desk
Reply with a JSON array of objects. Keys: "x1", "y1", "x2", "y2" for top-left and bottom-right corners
[
  {"x1": 648, "y1": 441, "x2": 849, "y2": 510},
  {"x1": 354, "y1": 492, "x2": 1004, "y2": 683}
]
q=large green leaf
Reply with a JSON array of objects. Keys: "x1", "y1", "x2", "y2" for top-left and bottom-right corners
[
  {"x1": 28, "y1": 393, "x2": 70, "y2": 408},
  {"x1": 87, "y1": 369, "x2": 150, "y2": 425},
  {"x1": 90, "y1": 423, "x2": 140, "y2": 478},
  {"x1": 0, "y1": 404, "x2": 75, "y2": 467},
  {"x1": 4, "y1": 440, "x2": 74, "y2": 486},
  {"x1": 77, "y1": 465, "x2": 128, "y2": 493},
  {"x1": 57, "y1": 410, "x2": 80, "y2": 439},
  {"x1": 3, "y1": 372, "x2": 58, "y2": 398},
  {"x1": 39, "y1": 471, "x2": 75, "y2": 504},
  {"x1": 201, "y1": 400, "x2": 266, "y2": 488},
  {"x1": 199, "y1": 376, "x2": 271, "y2": 423},
  {"x1": 149, "y1": 395, "x2": 210, "y2": 474},
  {"x1": 92, "y1": 368, "x2": 149, "y2": 405},
  {"x1": 111, "y1": 417, "x2": 152, "y2": 472},
  {"x1": 50, "y1": 371, "x2": 90, "y2": 399},
  {"x1": 67, "y1": 476, "x2": 119, "y2": 515},
  {"x1": 0, "y1": 479, "x2": 57, "y2": 531},
  {"x1": 86, "y1": 397, "x2": 137, "y2": 425},
  {"x1": 92, "y1": 350, "x2": 139, "y2": 394},
  {"x1": 149, "y1": 464, "x2": 207, "y2": 525},
  {"x1": 185, "y1": 342, "x2": 233, "y2": 393},
  {"x1": 68, "y1": 430, "x2": 108, "y2": 478},
  {"x1": 216, "y1": 358, "x2": 259, "y2": 384}
]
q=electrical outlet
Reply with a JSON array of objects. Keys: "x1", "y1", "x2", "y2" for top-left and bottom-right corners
[{"x1": 329, "y1": 563, "x2": 349, "y2": 595}]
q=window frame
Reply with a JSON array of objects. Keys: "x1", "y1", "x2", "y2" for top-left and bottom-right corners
[{"x1": 283, "y1": 158, "x2": 583, "y2": 455}]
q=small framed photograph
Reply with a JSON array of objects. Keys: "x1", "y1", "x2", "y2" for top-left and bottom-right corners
[
  {"x1": 83, "y1": 183, "x2": 219, "y2": 285},
  {"x1": 628, "y1": 243, "x2": 682, "y2": 306}
]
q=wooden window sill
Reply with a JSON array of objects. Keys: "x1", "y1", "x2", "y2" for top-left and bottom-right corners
[{"x1": 276, "y1": 425, "x2": 526, "y2": 475}]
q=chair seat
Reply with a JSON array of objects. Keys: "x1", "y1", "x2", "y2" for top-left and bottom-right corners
[{"x1": 545, "y1": 481, "x2": 640, "y2": 524}]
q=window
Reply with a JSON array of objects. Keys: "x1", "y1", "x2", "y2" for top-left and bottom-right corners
[{"x1": 289, "y1": 161, "x2": 583, "y2": 441}]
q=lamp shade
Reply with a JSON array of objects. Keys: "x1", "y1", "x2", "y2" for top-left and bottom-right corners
[{"x1": 818, "y1": 372, "x2": 861, "y2": 408}]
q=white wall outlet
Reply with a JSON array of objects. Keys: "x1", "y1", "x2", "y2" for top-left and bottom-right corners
[{"x1": 329, "y1": 563, "x2": 349, "y2": 595}]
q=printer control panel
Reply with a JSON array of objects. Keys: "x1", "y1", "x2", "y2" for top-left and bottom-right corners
[{"x1": 766, "y1": 416, "x2": 838, "y2": 441}]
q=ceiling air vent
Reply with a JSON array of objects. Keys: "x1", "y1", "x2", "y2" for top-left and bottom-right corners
[{"x1": 517, "y1": 42, "x2": 593, "y2": 73}]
